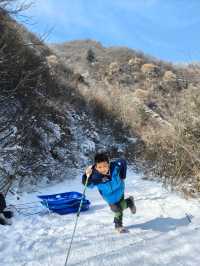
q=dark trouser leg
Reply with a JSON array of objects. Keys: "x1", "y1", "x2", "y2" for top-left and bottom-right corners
[
  {"x1": 109, "y1": 195, "x2": 129, "y2": 228},
  {"x1": 120, "y1": 196, "x2": 136, "y2": 211},
  {"x1": 0, "y1": 193, "x2": 6, "y2": 212},
  {"x1": 110, "y1": 202, "x2": 123, "y2": 228},
  {"x1": 0, "y1": 215, "x2": 7, "y2": 225},
  {"x1": 0, "y1": 193, "x2": 13, "y2": 225}
]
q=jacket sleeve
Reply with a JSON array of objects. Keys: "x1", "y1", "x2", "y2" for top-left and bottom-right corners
[
  {"x1": 82, "y1": 170, "x2": 104, "y2": 188},
  {"x1": 116, "y1": 159, "x2": 127, "y2": 180}
]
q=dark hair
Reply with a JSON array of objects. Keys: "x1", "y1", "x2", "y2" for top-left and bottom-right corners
[{"x1": 94, "y1": 152, "x2": 109, "y2": 164}]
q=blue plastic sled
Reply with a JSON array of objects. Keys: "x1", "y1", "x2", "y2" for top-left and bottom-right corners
[{"x1": 38, "y1": 191, "x2": 91, "y2": 215}]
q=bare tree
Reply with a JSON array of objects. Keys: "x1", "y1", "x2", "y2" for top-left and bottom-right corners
[
  {"x1": 0, "y1": 0, "x2": 32, "y2": 15},
  {"x1": 0, "y1": 1, "x2": 39, "y2": 195}
]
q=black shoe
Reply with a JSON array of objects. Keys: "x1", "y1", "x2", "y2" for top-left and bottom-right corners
[
  {"x1": 115, "y1": 226, "x2": 129, "y2": 233},
  {"x1": 0, "y1": 213, "x2": 12, "y2": 225},
  {"x1": 3, "y1": 210, "x2": 14, "y2": 219},
  {"x1": 127, "y1": 196, "x2": 136, "y2": 214}
]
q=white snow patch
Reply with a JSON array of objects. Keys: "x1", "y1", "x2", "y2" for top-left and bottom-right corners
[
  {"x1": 47, "y1": 122, "x2": 61, "y2": 141},
  {"x1": 1, "y1": 167, "x2": 200, "y2": 266},
  {"x1": 80, "y1": 140, "x2": 96, "y2": 154}
]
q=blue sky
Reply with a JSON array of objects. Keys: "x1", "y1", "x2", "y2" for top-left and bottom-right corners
[{"x1": 18, "y1": 0, "x2": 200, "y2": 62}]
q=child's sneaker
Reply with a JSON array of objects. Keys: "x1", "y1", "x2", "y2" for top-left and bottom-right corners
[
  {"x1": 3, "y1": 209, "x2": 14, "y2": 219},
  {"x1": 116, "y1": 226, "x2": 129, "y2": 233},
  {"x1": 127, "y1": 196, "x2": 136, "y2": 214},
  {"x1": 0, "y1": 213, "x2": 12, "y2": 225}
]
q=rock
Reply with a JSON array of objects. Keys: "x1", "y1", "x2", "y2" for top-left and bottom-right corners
[
  {"x1": 128, "y1": 57, "x2": 143, "y2": 71},
  {"x1": 46, "y1": 55, "x2": 59, "y2": 66},
  {"x1": 108, "y1": 62, "x2": 120, "y2": 75},
  {"x1": 132, "y1": 89, "x2": 150, "y2": 103},
  {"x1": 141, "y1": 63, "x2": 160, "y2": 79},
  {"x1": 163, "y1": 70, "x2": 177, "y2": 82}
]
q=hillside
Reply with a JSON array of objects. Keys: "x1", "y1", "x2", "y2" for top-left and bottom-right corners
[
  {"x1": 1, "y1": 7, "x2": 200, "y2": 197},
  {"x1": 51, "y1": 40, "x2": 200, "y2": 197},
  {"x1": 0, "y1": 11, "x2": 137, "y2": 193}
]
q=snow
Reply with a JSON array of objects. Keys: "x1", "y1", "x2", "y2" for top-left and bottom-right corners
[
  {"x1": 80, "y1": 140, "x2": 96, "y2": 154},
  {"x1": 1, "y1": 167, "x2": 200, "y2": 266}
]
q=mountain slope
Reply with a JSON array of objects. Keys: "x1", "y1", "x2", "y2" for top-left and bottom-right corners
[
  {"x1": 0, "y1": 12, "x2": 138, "y2": 193},
  {"x1": 1, "y1": 9, "x2": 200, "y2": 197},
  {"x1": 51, "y1": 40, "x2": 200, "y2": 197}
]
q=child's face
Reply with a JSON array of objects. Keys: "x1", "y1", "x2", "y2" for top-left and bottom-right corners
[{"x1": 95, "y1": 161, "x2": 109, "y2": 175}]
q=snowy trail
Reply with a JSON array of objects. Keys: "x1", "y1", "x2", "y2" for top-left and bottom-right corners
[{"x1": 1, "y1": 167, "x2": 200, "y2": 266}]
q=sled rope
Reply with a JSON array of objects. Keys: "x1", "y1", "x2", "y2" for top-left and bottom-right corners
[{"x1": 64, "y1": 175, "x2": 90, "y2": 266}]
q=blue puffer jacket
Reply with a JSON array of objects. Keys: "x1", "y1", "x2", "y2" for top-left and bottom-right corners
[{"x1": 82, "y1": 159, "x2": 127, "y2": 204}]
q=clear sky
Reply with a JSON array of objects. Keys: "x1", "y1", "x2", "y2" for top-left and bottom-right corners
[{"x1": 17, "y1": 0, "x2": 200, "y2": 63}]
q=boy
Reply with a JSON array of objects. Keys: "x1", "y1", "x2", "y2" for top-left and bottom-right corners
[
  {"x1": 0, "y1": 192, "x2": 13, "y2": 225},
  {"x1": 82, "y1": 152, "x2": 136, "y2": 233}
]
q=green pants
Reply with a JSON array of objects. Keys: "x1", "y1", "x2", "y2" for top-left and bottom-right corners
[{"x1": 109, "y1": 195, "x2": 130, "y2": 228}]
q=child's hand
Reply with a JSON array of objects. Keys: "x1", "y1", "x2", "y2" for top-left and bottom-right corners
[{"x1": 85, "y1": 165, "x2": 93, "y2": 178}]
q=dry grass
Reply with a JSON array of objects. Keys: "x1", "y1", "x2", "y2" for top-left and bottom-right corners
[{"x1": 69, "y1": 44, "x2": 200, "y2": 197}]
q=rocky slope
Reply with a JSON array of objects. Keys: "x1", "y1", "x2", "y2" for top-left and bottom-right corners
[
  {"x1": 0, "y1": 11, "x2": 137, "y2": 193},
  {"x1": 1, "y1": 9, "x2": 200, "y2": 197},
  {"x1": 51, "y1": 40, "x2": 200, "y2": 197}
]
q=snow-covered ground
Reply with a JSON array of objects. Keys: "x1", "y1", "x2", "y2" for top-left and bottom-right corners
[{"x1": 1, "y1": 166, "x2": 200, "y2": 266}]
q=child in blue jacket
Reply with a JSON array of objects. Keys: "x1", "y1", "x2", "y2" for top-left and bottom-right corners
[{"x1": 82, "y1": 152, "x2": 136, "y2": 233}]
